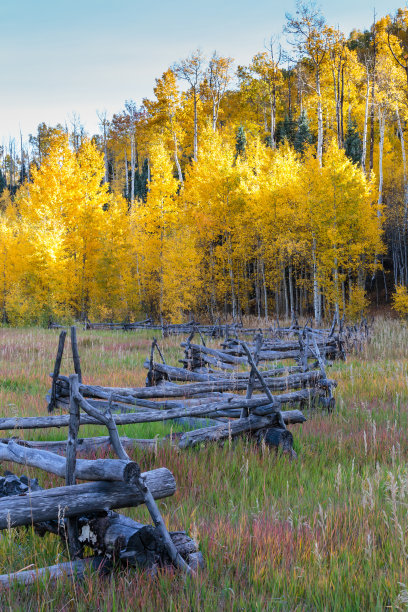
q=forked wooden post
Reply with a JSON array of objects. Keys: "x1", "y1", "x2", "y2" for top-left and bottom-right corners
[
  {"x1": 47, "y1": 330, "x2": 67, "y2": 413},
  {"x1": 241, "y1": 333, "x2": 263, "y2": 419},
  {"x1": 237, "y1": 340, "x2": 286, "y2": 430}
]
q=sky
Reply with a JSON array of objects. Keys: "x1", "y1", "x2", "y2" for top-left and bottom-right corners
[{"x1": 0, "y1": 0, "x2": 406, "y2": 144}]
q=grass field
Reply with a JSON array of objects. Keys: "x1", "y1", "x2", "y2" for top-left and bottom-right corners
[{"x1": 1, "y1": 320, "x2": 408, "y2": 610}]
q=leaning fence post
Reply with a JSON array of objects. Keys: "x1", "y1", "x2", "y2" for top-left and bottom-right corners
[
  {"x1": 237, "y1": 340, "x2": 286, "y2": 430},
  {"x1": 70, "y1": 326, "x2": 82, "y2": 384},
  {"x1": 47, "y1": 330, "x2": 67, "y2": 413},
  {"x1": 241, "y1": 333, "x2": 263, "y2": 419},
  {"x1": 75, "y1": 389, "x2": 193, "y2": 574},
  {"x1": 65, "y1": 374, "x2": 82, "y2": 559},
  {"x1": 123, "y1": 463, "x2": 194, "y2": 575}
]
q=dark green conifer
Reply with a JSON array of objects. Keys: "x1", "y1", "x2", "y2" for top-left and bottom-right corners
[
  {"x1": 235, "y1": 126, "x2": 246, "y2": 157},
  {"x1": 294, "y1": 110, "x2": 312, "y2": 154},
  {"x1": 344, "y1": 119, "x2": 363, "y2": 164}
]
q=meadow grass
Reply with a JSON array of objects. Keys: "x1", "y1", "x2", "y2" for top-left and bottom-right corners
[{"x1": 0, "y1": 319, "x2": 408, "y2": 610}]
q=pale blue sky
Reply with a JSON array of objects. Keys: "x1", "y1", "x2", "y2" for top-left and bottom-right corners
[{"x1": 0, "y1": 0, "x2": 405, "y2": 142}]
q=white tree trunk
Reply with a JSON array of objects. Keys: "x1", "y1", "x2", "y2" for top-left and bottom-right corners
[
  {"x1": 173, "y1": 132, "x2": 183, "y2": 184},
  {"x1": 316, "y1": 70, "x2": 323, "y2": 165},
  {"x1": 361, "y1": 69, "x2": 370, "y2": 172}
]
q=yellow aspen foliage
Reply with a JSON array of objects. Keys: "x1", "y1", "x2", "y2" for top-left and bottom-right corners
[
  {"x1": 14, "y1": 133, "x2": 121, "y2": 322},
  {"x1": 131, "y1": 140, "x2": 181, "y2": 319},
  {"x1": 298, "y1": 142, "x2": 382, "y2": 315}
]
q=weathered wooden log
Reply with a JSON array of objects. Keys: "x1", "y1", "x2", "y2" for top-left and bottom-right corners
[
  {"x1": 210, "y1": 408, "x2": 307, "y2": 421},
  {"x1": 178, "y1": 412, "x2": 303, "y2": 449},
  {"x1": 48, "y1": 387, "x2": 198, "y2": 412},
  {"x1": 181, "y1": 342, "x2": 247, "y2": 365},
  {"x1": 0, "y1": 440, "x2": 139, "y2": 482},
  {"x1": 144, "y1": 360, "x2": 219, "y2": 382},
  {"x1": 74, "y1": 393, "x2": 130, "y2": 462},
  {"x1": 0, "y1": 467, "x2": 176, "y2": 529},
  {"x1": 146, "y1": 361, "x2": 305, "y2": 384},
  {"x1": 55, "y1": 371, "x2": 329, "y2": 401},
  {"x1": 0, "y1": 473, "x2": 202, "y2": 575},
  {"x1": 78, "y1": 512, "x2": 201, "y2": 569},
  {"x1": 219, "y1": 347, "x2": 326, "y2": 362},
  {"x1": 77, "y1": 390, "x2": 191, "y2": 575},
  {"x1": 0, "y1": 557, "x2": 108, "y2": 587},
  {"x1": 241, "y1": 334, "x2": 263, "y2": 418},
  {"x1": 0, "y1": 390, "x2": 311, "y2": 431},
  {"x1": 4, "y1": 436, "x2": 160, "y2": 454},
  {"x1": 189, "y1": 352, "x2": 238, "y2": 371},
  {"x1": 225, "y1": 338, "x2": 338, "y2": 353}
]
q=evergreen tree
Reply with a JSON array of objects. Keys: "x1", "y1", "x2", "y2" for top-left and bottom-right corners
[
  {"x1": 129, "y1": 158, "x2": 149, "y2": 203},
  {"x1": 235, "y1": 126, "x2": 246, "y2": 157},
  {"x1": 276, "y1": 115, "x2": 296, "y2": 145},
  {"x1": 0, "y1": 170, "x2": 6, "y2": 196},
  {"x1": 294, "y1": 110, "x2": 312, "y2": 154},
  {"x1": 344, "y1": 119, "x2": 363, "y2": 164}
]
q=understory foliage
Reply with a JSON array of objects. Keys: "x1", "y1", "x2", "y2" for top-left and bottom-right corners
[{"x1": 0, "y1": 131, "x2": 382, "y2": 324}]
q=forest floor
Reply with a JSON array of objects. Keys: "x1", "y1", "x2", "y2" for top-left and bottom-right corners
[{"x1": 0, "y1": 319, "x2": 408, "y2": 610}]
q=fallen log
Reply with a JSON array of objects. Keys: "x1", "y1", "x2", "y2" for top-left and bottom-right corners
[
  {"x1": 178, "y1": 412, "x2": 304, "y2": 449},
  {"x1": 78, "y1": 512, "x2": 202, "y2": 569},
  {"x1": 0, "y1": 467, "x2": 176, "y2": 529},
  {"x1": 0, "y1": 557, "x2": 108, "y2": 587}
]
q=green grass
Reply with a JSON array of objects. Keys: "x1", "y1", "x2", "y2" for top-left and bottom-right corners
[{"x1": 1, "y1": 320, "x2": 408, "y2": 610}]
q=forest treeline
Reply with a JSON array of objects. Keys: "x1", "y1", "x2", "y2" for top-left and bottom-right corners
[{"x1": 1, "y1": 3, "x2": 408, "y2": 324}]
